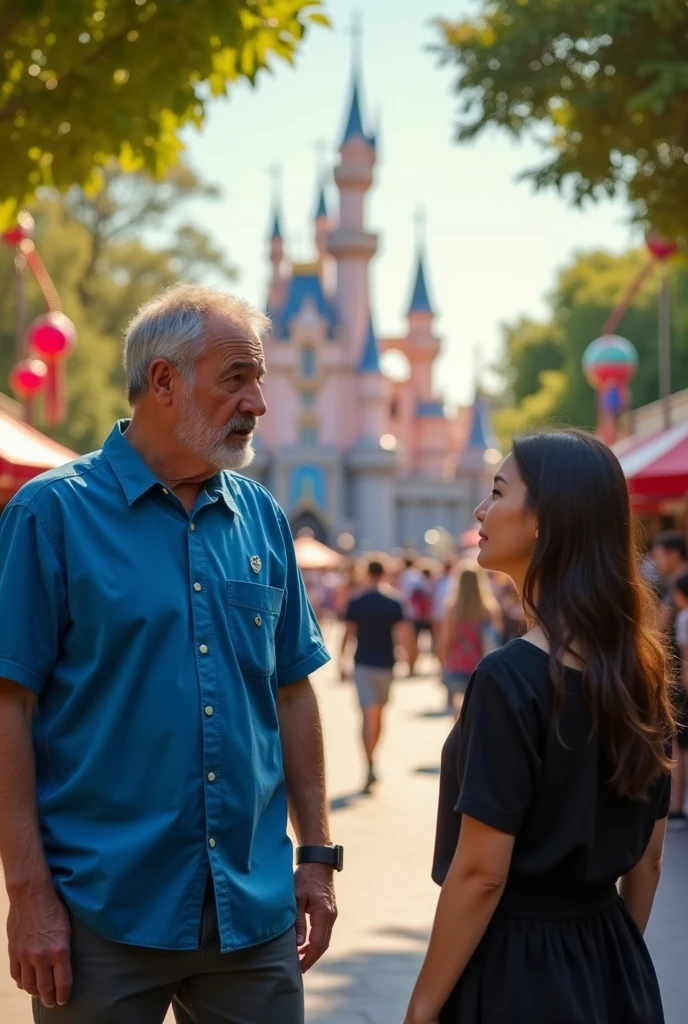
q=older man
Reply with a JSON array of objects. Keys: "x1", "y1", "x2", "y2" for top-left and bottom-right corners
[{"x1": 0, "y1": 285, "x2": 341, "y2": 1024}]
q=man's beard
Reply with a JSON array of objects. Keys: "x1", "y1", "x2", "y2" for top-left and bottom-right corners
[{"x1": 174, "y1": 385, "x2": 257, "y2": 471}]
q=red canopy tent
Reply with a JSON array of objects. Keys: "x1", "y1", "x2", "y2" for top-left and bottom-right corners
[
  {"x1": 614, "y1": 422, "x2": 688, "y2": 505},
  {"x1": 0, "y1": 400, "x2": 76, "y2": 506}
]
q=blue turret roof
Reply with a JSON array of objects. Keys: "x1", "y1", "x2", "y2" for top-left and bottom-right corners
[
  {"x1": 416, "y1": 400, "x2": 444, "y2": 418},
  {"x1": 467, "y1": 390, "x2": 496, "y2": 450},
  {"x1": 270, "y1": 206, "x2": 282, "y2": 241},
  {"x1": 272, "y1": 271, "x2": 337, "y2": 339},
  {"x1": 358, "y1": 317, "x2": 381, "y2": 373},
  {"x1": 407, "y1": 249, "x2": 434, "y2": 315},
  {"x1": 315, "y1": 181, "x2": 328, "y2": 220},
  {"x1": 341, "y1": 73, "x2": 375, "y2": 149}
]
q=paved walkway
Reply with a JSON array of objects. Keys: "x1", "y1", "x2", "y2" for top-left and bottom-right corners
[{"x1": 1, "y1": 637, "x2": 686, "y2": 1022}]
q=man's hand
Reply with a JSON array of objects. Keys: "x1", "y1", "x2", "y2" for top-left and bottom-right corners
[
  {"x1": 294, "y1": 862, "x2": 337, "y2": 972},
  {"x1": 7, "y1": 883, "x2": 72, "y2": 1007}
]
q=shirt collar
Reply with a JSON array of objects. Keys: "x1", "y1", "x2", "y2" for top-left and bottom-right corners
[
  {"x1": 103, "y1": 420, "x2": 159, "y2": 506},
  {"x1": 103, "y1": 420, "x2": 242, "y2": 517}
]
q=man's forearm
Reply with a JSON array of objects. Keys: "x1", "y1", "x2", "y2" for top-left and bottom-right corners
[
  {"x1": 0, "y1": 681, "x2": 51, "y2": 895},
  {"x1": 278, "y1": 678, "x2": 331, "y2": 846}
]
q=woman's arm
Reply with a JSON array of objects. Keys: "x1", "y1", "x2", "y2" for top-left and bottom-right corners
[
  {"x1": 618, "y1": 816, "x2": 667, "y2": 934},
  {"x1": 404, "y1": 816, "x2": 515, "y2": 1024}
]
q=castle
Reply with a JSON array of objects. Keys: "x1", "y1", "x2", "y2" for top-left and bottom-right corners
[{"x1": 245, "y1": 61, "x2": 498, "y2": 551}]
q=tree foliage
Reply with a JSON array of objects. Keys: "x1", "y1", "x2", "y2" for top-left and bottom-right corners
[
  {"x1": 0, "y1": 0, "x2": 327, "y2": 226},
  {"x1": 494, "y1": 248, "x2": 688, "y2": 444},
  {"x1": 436, "y1": 0, "x2": 688, "y2": 237},
  {"x1": 0, "y1": 163, "x2": 234, "y2": 453}
]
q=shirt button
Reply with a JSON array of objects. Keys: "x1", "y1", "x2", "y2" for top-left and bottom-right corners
[
  {"x1": 190, "y1": 523, "x2": 196, "y2": 532},
  {"x1": 205, "y1": 705, "x2": 214, "y2": 716},
  {"x1": 193, "y1": 583, "x2": 202, "y2": 592},
  {"x1": 209, "y1": 838, "x2": 216, "y2": 848},
  {"x1": 199, "y1": 644, "x2": 208, "y2": 655},
  {"x1": 254, "y1": 615, "x2": 262, "y2": 627},
  {"x1": 162, "y1": 487, "x2": 169, "y2": 495},
  {"x1": 207, "y1": 772, "x2": 216, "y2": 782}
]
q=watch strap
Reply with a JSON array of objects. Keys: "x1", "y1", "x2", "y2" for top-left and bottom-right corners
[{"x1": 295, "y1": 844, "x2": 344, "y2": 871}]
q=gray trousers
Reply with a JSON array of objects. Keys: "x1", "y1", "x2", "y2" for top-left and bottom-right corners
[{"x1": 32, "y1": 887, "x2": 303, "y2": 1024}]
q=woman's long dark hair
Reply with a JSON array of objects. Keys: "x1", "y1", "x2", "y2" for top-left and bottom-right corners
[{"x1": 512, "y1": 430, "x2": 674, "y2": 800}]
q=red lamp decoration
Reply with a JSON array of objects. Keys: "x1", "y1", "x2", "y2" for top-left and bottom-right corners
[
  {"x1": 583, "y1": 335, "x2": 639, "y2": 446},
  {"x1": 9, "y1": 358, "x2": 48, "y2": 400},
  {"x1": 28, "y1": 312, "x2": 77, "y2": 361},
  {"x1": 25, "y1": 311, "x2": 77, "y2": 424},
  {"x1": 3, "y1": 216, "x2": 77, "y2": 426},
  {"x1": 646, "y1": 234, "x2": 679, "y2": 262}
]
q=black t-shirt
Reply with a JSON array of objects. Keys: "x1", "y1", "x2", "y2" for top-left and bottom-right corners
[
  {"x1": 433, "y1": 639, "x2": 671, "y2": 887},
  {"x1": 346, "y1": 589, "x2": 404, "y2": 669}
]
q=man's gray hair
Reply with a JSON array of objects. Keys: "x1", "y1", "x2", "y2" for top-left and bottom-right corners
[{"x1": 123, "y1": 284, "x2": 271, "y2": 404}]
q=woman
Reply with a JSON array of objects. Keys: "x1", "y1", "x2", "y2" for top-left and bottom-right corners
[
  {"x1": 436, "y1": 564, "x2": 502, "y2": 720},
  {"x1": 404, "y1": 431, "x2": 674, "y2": 1024}
]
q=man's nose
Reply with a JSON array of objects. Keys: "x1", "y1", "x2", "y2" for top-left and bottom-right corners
[{"x1": 240, "y1": 383, "x2": 267, "y2": 419}]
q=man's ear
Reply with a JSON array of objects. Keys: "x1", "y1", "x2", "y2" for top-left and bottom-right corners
[{"x1": 149, "y1": 359, "x2": 176, "y2": 406}]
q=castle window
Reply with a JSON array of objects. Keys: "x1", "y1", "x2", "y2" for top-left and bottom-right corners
[
  {"x1": 301, "y1": 391, "x2": 316, "y2": 409},
  {"x1": 299, "y1": 423, "x2": 318, "y2": 447},
  {"x1": 300, "y1": 345, "x2": 316, "y2": 379}
]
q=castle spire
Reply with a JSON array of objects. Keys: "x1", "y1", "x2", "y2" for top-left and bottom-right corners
[
  {"x1": 340, "y1": 14, "x2": 374, "y2": 149},
  {"x1": 270, "y1": 205, "x2": 283, "y2": 241},
  {"x1": 358, "y1": 315, "x2": 381, "y2": 373},
  {"x1": 467, "y1": 387, "x2": 496, "y2": 451},
  {"x1": 314, "y1": 180, "x2": 328, "y2": 221},
  {"x1": 407, "y1": 209, "x2": 435, "y2": 316}
]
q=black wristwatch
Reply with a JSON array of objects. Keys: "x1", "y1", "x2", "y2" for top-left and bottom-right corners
[{"x1": 295, "y1": 844, "x2": 344, "y2": 872}]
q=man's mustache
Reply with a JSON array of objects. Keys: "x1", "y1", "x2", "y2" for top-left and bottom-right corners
[{"x1": 226, "y1": 415, "x2": 257, "y2": 435}]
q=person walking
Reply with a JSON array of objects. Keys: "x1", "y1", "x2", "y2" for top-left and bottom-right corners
[
  {"x1": 0, "y1": 284, "x2": 341, "y2": 1024},
  {"x1": 436, "y1": 564, "x2": 502, "y2": 720},
  {"x1": 405, "y1": 431, "x2": 673, "y2": 1024},
  {"x1": 340, "y1": 560, "x2": 408, "y2": 792},
  {"x1": 651, "y1": 529, "x2": 688, "y2": 828},
  {"x1": 431, "y1": 561, "x2": 455, "y2": 653}
]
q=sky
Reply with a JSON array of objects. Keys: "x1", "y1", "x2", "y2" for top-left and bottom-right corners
[{"x1": 180, "y1": 0, "x2": 641, "y2": 406}]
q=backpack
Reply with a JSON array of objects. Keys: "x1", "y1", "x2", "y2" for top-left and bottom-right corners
[
  {"x1": 410, "y1": 586, "x2": 433, "y2": 622},
  {"x1": 446, "y1": 619, "x2": 487, "y2": 674}
]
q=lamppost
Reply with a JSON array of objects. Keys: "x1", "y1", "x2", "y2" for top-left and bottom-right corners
[{"x1": 646, "y1": 235, "x2": 679, "y2": 430}]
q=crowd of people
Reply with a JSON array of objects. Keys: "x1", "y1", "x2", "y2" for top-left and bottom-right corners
[{"x1": 334, "y1": 551, "x2": 524, "y2": 789}]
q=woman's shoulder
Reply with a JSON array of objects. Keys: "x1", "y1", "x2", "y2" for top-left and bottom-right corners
[{"x1": 475, "y1": 639, "x2": 554, "y2": 703}]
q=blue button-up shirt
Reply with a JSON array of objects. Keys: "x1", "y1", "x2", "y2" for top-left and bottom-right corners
[{"x1": 0, "y1": 421, "x2": 330, "y2": 951}]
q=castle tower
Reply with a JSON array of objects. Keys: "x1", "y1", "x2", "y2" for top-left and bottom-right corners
[
  {"x1": 327, "y1": 61, "x2": 378, "y2": 364},
  {"x1": 267, "y1": 198, "x2": 286, "y2": 312},
  {"x1": 347, "y1": 315, "x2": 397, "y2": 550},
  {"x1": 356, "y1": 316, "x2": 388, "y2": 443},
  {"x1": 313, "y1": 174, "x2": 335, "y2": 294},
  {"x1": 460, "y1": 386, "x2": 499, "y2": 522},
  {"x1": 405, "y1": 239, "x2": 439, "y2": 403}
]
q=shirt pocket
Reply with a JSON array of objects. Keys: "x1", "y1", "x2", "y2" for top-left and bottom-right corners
[{"x1": 227, "y1": 580, "x2": 284, "y2": 677}]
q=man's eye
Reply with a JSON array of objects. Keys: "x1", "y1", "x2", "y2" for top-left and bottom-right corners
[{"x1": 491, "y1": 488, "x2": 501, "y2": 499}]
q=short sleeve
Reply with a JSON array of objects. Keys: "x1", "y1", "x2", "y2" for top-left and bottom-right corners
[
  {"x1": 455, "y1": 661, "x2": 542, "y2": 835},
  {"x1": 391, "y1": 600, "x2": 404, "y2": 624},
  {"x1": 273, "y1": 508, "x2": 330, "y2": 687},
  {"x1": 0, "y1": 501, "x2": 67, "y2": 694},
  {"x1": 345, "y1": 600, "x2": 357, "y2": 624},
  {"x1": 655, "y1": 772, "x2": 671, "y2": 820}
]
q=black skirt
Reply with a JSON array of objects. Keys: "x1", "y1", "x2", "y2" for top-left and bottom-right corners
[{"x1": 440, "y1": 876, "x2": 664, "y2": 1024}]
